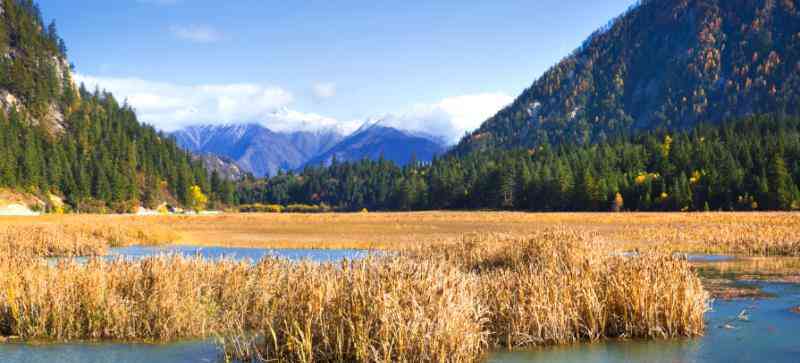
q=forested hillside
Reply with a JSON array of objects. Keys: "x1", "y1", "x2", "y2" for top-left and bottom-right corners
[
  {"x1": 239, "y1": 115, "x2": 800, "y2": 211},
  {"x1": 0, "y1": 0, "x2": 231, "y2": 212},
  {"x1": 455, "y1": 0, "x2": 800, "y2": 154}
]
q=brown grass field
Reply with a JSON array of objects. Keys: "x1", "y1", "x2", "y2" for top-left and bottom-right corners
[
  {"x1": 0, "y1": 211, "x2": 797, "y2": 254},
  {"x1": 0, "y1": 212, "x2": 797, "y2": 362}
]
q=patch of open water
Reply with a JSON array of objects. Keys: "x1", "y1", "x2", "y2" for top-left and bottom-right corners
[
  {"x1": 48, "y1": 246, "x2": 371, "y2": 265},
  {"x1": 108, "y1": 245, "x2": 370, "y2": 262}
]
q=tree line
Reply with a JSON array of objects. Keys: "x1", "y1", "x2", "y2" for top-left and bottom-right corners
[{"x1": 237, "y1": 115, "x2": 800, "y2": 212}]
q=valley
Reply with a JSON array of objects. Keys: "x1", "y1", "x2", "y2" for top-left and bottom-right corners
[{"x1": 1, "y1": 0, "x2": 799, "y2": 362}]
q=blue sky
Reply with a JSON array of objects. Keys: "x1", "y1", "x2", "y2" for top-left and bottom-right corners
[{"x1": 38, "y1": 0, "x2": 637, "y2": 142}]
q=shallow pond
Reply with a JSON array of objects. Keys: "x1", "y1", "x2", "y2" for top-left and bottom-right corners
[
  {"x1": 108, "y1": 245, "x2": 370, "y2": 262},
  {"x1": 0, "y1": 341, "x2": 218, "y2": 363},
  {"x1": 50, "y1": 246, "x2": 372, "y2": 265}
]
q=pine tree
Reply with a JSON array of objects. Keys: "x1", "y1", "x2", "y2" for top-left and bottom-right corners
[{"x1": 767, "y1": 153, "x2": 794, "y2": 210}]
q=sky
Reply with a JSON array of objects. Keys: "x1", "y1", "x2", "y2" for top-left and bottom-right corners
[{"x1": 38, "y1": 0, "x2": 637, "y2": 143}]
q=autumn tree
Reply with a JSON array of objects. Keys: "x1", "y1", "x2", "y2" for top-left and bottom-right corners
[{"x1": 188, "y1": 185, "x2": 208, "y2": 212}]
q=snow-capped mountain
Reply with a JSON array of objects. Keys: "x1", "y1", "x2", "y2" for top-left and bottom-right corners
[
  {"x1": 173, "y1": 124, "x2": 344, "y2": 177},
  {"x1": 304, "y1": 121, "x2": 447, "y2": 168},
  {"x1": 172, "y1": 119, "x2": 447, "y2": 177}
]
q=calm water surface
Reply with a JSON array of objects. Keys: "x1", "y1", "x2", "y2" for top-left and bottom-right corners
[{"x1": 108, "y1": 245, "x2": 370, "y2": 262}]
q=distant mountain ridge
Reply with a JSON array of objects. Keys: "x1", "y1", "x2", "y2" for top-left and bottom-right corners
[
  {"x1": 455, "y1": 0, "x2": 800, "y2": 154},
  {"x1": 173, "y1": 124, "x2": 344, "y2": 177},
  {"x1": 305, "y1": 122, "x2": 446, "y2": 168},
  {"x1": 173, "y1": 120, "x2": 447, "y2": 177}
]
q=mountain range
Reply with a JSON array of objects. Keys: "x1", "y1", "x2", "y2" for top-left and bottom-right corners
[
  {"x1": 173, "y1": 123, "x2": 343, "y2": 177},
  {"x1": 172, "y1": 120, "x2": 446, "y2": 177}
]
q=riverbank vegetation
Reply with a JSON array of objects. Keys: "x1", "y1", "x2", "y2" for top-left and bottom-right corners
[
  {"x1": 0, "y1": 218, "x2": 176, "y2": 257},
  {"x1": 0, "y1": 231, "x2": 708, "y2": 363},
  {"x1": 2, "y1": 212, "x2": 798, "y2": 361}
]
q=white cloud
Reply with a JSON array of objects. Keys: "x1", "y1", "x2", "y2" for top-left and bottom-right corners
[
  {"x1": 75, "y1": 74, "x2": 298, "y2": 131},
  {"x1": 311, "y1": 82, "x2": 337, "y2": 101},
  {"x1": 74, "y1": 73, "x2": 510, "y2": 141},
  {"x1": 170, "y1": 25, "x2": 221, "y2": 43},
  {"x1": 375, "y1": 93, "x2": 513, "y2": 144},
  {"x1": 264, "y1": 108, "x2": 361, "y2": 134}
]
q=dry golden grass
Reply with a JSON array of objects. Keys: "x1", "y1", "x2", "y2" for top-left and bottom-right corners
[
  {"x1": 224, "y1": 257, "x2": 488, "y2": 363},
  {"x1": 404, "y1": 231, "x2": 708, "y2": 348},
  {"x1": 0, "y1": 216, "x2": 178, "y2": 257},
  {"x1": 0, "y1": 211, "x2": 792, "y2": 362},
  {"x1": 0, "y1": 254, "x2": 251, "y2": 341},
  {"x1": 219, "y1": 231, "x2": 708, "y2": 362},
  {"x1": 1, "y1": 212, "x2": 797, "y2": 255}
]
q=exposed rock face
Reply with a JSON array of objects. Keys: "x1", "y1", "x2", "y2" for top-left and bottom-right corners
[
  {"x1": 0, "y1": 204, "x2": 39, "y2": 216},
  {"x1": 0, "y1": 90, "x2": 20, "y2": 113},
  {"x1": 192, "y1": 153, "x2": 246, "y2": 181}
]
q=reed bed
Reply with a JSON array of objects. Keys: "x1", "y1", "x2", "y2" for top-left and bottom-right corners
[
  {"x1": 0, "y1": 225, "x2": 109, "y2": 257},
  {"x1": 1, "y1": 212, "x2": 798, "y2": 256},
  {"x1": 0, "y1": 254, "x2": 252, "y2": 340},
  {"x1": 0, "y1": 230, "x2": 709, "y2": 363},
  {"x1": 406, "y1": 232, "x2": 708, "y2": 348},
  {"x1": 223, "y1": 258, "x2": 487, "y2": 363},
  {"x1": 0, "y1": 220, "x2": 178, "y2": 258},
  {"x1": 223, "y1": 230, "x2": 709, "y2": 362}
]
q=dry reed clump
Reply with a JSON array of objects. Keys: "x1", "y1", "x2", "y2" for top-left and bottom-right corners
[
  {"x1": 416, "y1": 231, "x2": 709, "y2": 348},
  {"x1": 702, "y1": 229, "x2": 800, "y2": 256},
  {"x1": 0, "y1": 254, "x2": 251, "y2": 341},
  {"x1": 85, "y1": 223, "x2": 179, "y2": 248},
  {"x1": 224, "y1": 257, "x2": 487, "y2": 363},
  {"x1": 0, "y1": 225, "x2": 108, "y2": 257},
  {"x1": 223, "y1": 231, "x2": 709, "y2": 362},
  {"x1": 0, "y1": 220, "x2": 178, "y2": 258}
]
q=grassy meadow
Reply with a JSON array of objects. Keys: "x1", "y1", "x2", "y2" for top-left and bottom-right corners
[{"x1": 0, "y1": 212, "x2": 797, "y2": 362}]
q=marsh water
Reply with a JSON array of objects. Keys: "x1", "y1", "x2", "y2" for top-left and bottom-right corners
[
  {"x1": 6, "y1": 251, "x2": 800, "y2": 363},
  {"x1": 108, "y1": 245, "x2": 370, "y2": 262},
  {"x1": 51, "y1": 245, "x2": 371, "y2": 265}
]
